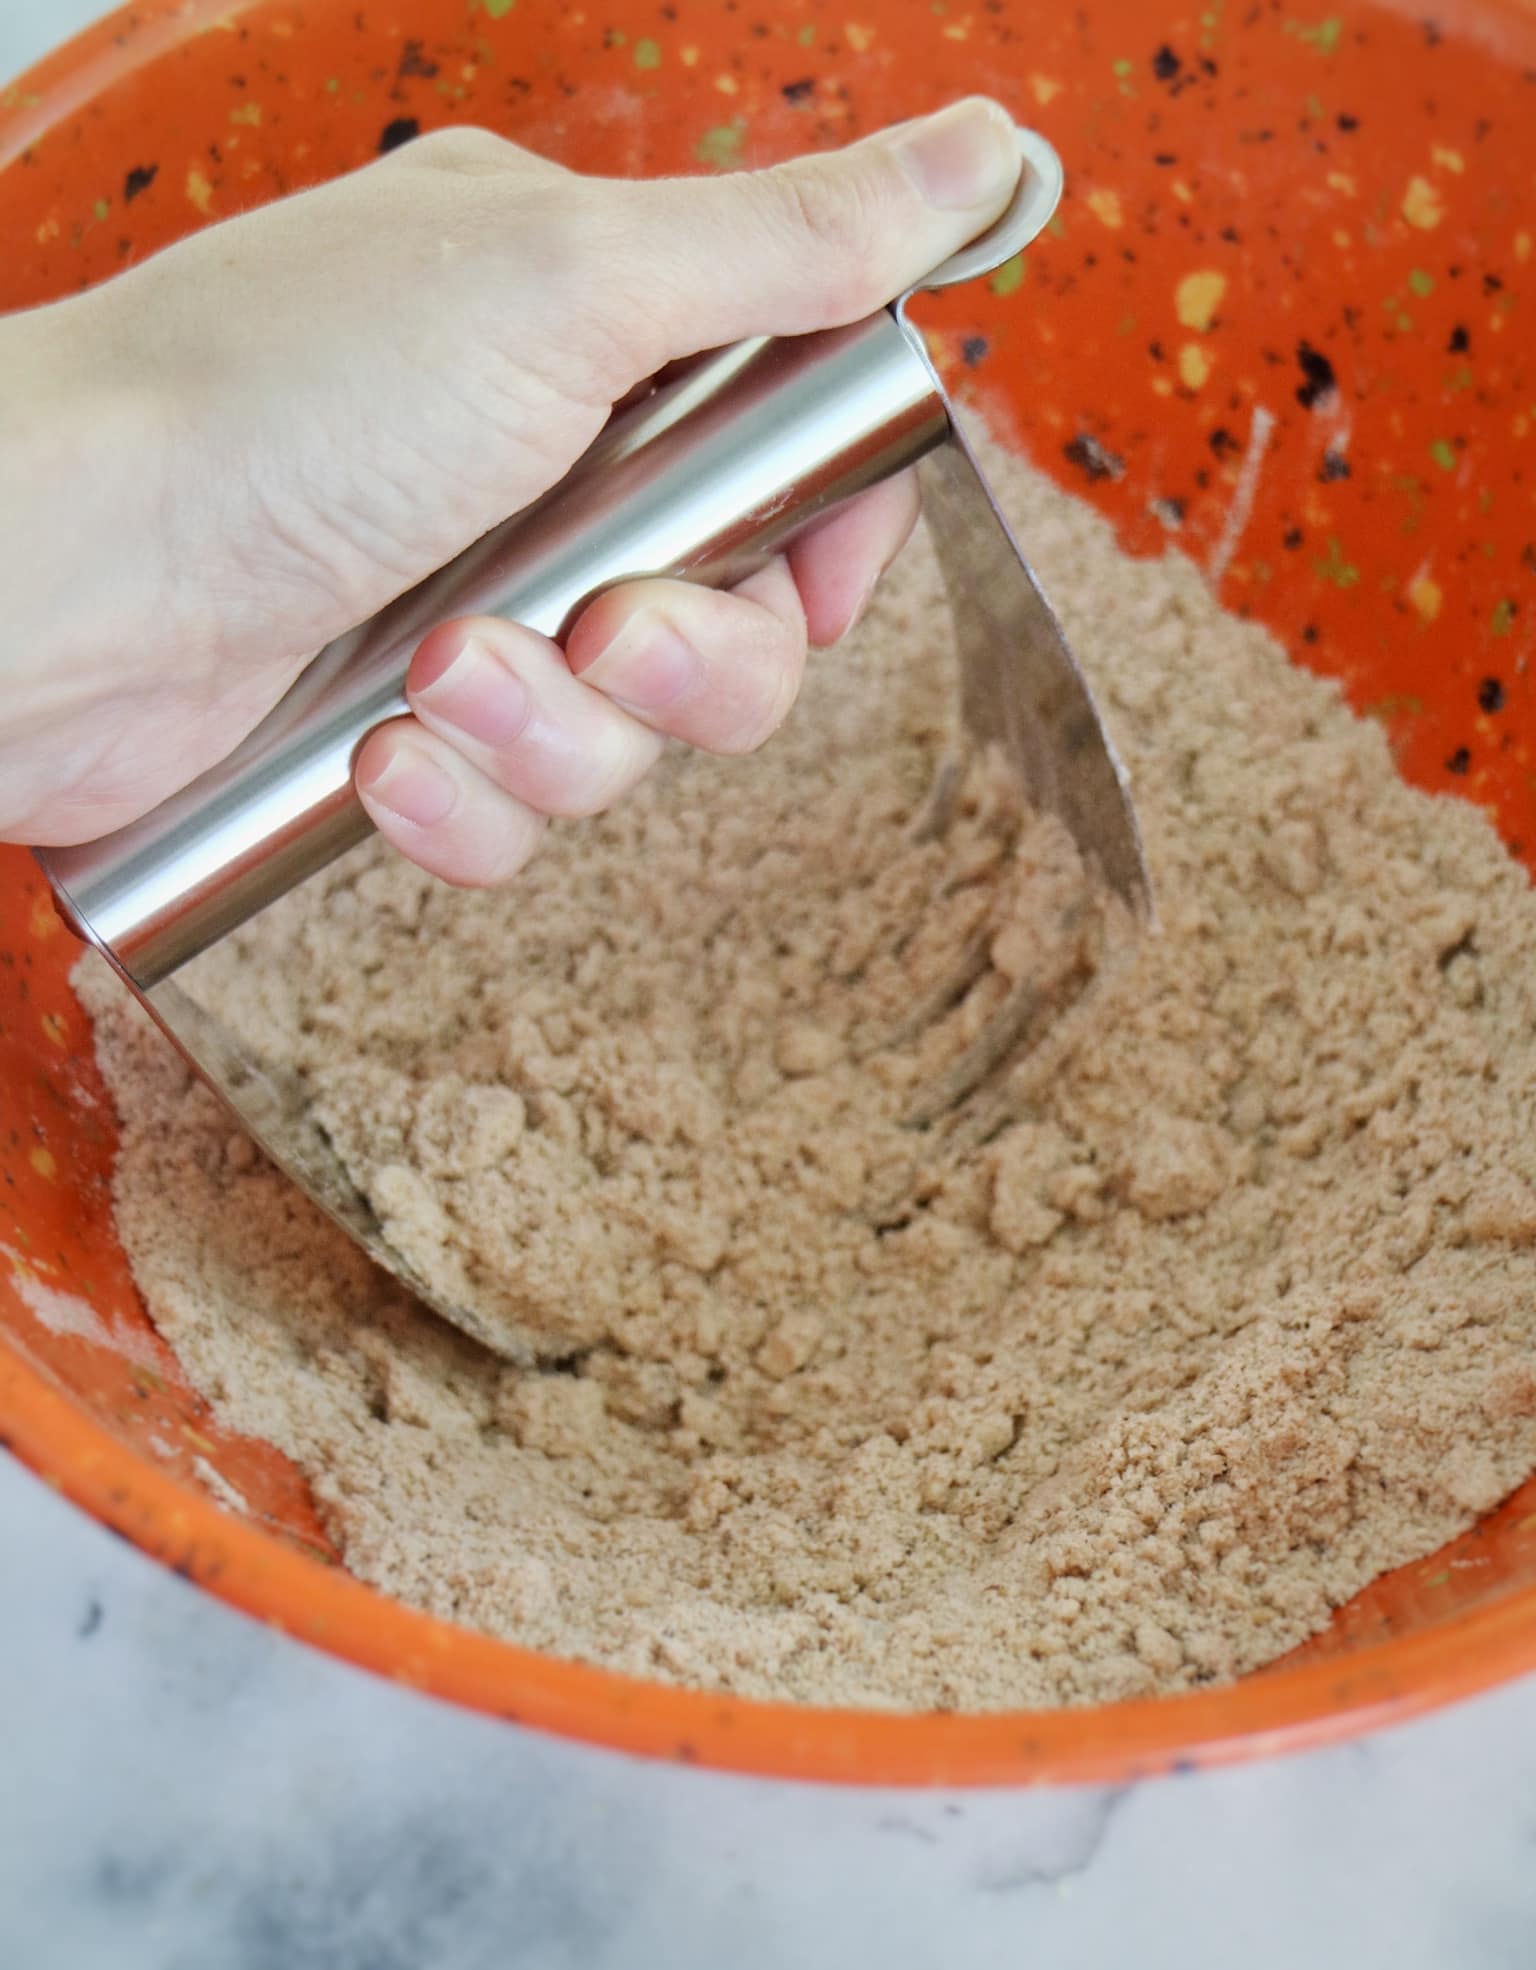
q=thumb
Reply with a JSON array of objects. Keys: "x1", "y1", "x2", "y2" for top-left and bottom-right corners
[{"x1": 600, "y1": 97, "x2": 1022, "y2": 360}]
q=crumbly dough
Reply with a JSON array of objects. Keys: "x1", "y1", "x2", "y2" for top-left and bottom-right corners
[{"x1": 80, "y1": 427, "x2": 1536, "y2": 1711}]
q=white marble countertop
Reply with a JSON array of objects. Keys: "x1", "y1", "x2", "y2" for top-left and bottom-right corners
[
  {"x1": 5, "y1": 1449, "x2": 1536, "y2": 1969},
  {"x1": 6, "y1": 5, "x2": 1536, "y2": 1964}
]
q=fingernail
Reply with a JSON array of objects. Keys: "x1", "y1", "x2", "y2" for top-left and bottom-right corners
[
  {"x1": 575, "y1": 609, "x2": 701, "y2": 713},
  {"x1": 890, "y1": 98, "x2": 1018, "y2": 211},
  {"x1": 415, "y1": 634, "x2": 533, "y2": 748},
  {"x1": 359, "y1": 744, "x2": 459, "y2": 828}
]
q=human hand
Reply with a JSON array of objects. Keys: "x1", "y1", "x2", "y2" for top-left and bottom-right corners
[{"x1": 0, "y1": 99, "x2": 1018, "y2": 885}]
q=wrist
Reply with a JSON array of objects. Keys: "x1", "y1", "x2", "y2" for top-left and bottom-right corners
[{"x1": 0, "y1": 294, "x2": 181, "y2": 712}]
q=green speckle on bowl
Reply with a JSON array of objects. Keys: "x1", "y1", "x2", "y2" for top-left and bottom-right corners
[
  {"x1": 1287, "y1": 16, "x2": 1344, "y2": 54},
  {"x1": 1315, "y1": 536, "x2": 1361, "y2": 588},
  {"x1": 695, "y1": 121, "x2": 746, "y2": 169}
]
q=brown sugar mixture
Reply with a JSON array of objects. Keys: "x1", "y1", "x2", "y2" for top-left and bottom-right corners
[{"x1": 80, "y1": 429, "x2": 1536, "y2": 1710}]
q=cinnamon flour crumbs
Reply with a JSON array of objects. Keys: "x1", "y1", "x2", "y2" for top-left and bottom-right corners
[{"x1": 79, "y1": 424, "x2": 1536, "y2": 1711}]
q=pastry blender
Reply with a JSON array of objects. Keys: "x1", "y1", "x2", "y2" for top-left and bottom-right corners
[{"x1": 41, "y1": 125, "x2": 1148, "y2": 1361}]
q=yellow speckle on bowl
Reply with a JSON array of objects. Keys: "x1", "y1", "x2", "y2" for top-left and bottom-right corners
[
  {"x1": 1175, "y1": 270, "x2": 1226, "y2": 331},
  {"x1": 1086, "y1": 187, "x2": 1123, "y2": 229},
  {"x1": 1029, "y1": 73, "x2": 1062, "y2": 104},
  {"x1": 1431, "y1": 145, "x2": 1465, "y2": 175},
  {"x1": 29, "y1": 1147, "x2": 57, "y2": 1180},
  {"x1": 1516, "y1": 231, "x2": 1531, "y2": 264},
  {"x1": 186, "y1": 168, "x2": 214, "y2": 216},
  {"x1": 1179, "y1": 342, "x2": 1212, "y2": 389},
  {"x1": 1402, "y1": 175, "x2": 1443, "y2": 229},
  {"x1": 1326, "y1": 170, "x2": 1356, "y2": 196},
  {"x1": 1407, "y1": 573, "x2": 1443, "y2": 622},
  {"x1": 845, "y1": 22, "x2": 876, "y2": 52}
]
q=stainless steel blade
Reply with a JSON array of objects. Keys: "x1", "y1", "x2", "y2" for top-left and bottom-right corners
[
  {"x1": 918, "y1": 430, "x2": 1149, "y2": 919},
  {"x1": 143, "y1": 976, "x2": 529, "y2": 1359}
]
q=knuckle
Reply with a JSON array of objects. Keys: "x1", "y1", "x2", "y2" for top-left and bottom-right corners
[
  {"x1": 562, "y1": 728, "x2": 650, "y2": 817},
  {"x1": 480, "y1": 809, "x2": 547, "y2": 887},
  {"x1": 556, "y1": 191, "x2": 680, "y2": 380},
  {"x1": 399, "y1": 124, "x2": 516, "y2": 178},
  {"x1": 717, "y1": 645, "x2": 803, "y2": 756},
  {"x1": 766, "y1": 159, "x2": 901, "y2": 318}
]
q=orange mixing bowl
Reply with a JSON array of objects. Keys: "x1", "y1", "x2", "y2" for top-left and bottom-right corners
[{"x1": 3, "y1": 0, "x2": 1536, "y2": 1787}]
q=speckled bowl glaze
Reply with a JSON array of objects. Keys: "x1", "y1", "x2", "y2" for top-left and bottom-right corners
[{"x1": 3, "y1": 0, "x2": 1536, "y2": 1786}]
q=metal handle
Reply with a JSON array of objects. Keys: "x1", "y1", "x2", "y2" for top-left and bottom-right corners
[{"x1": 42, "y1": 126, "x2": 1063, "y2": 988}]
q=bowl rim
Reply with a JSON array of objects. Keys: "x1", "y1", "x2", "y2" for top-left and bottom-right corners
[
  {"x1": 5, "y1": 0, "x2": 1536, "y2": 1791},
  {"x1": 7, "y1": 1344, "x2": 1536, "y2": 1785}
]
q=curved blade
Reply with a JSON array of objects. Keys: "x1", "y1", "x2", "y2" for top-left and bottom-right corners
[
  {"x1": 143, "y1": 977, "x2": 530, "y2": 1363},
  {"x1": 918, "y1": 434, "x2": 1151, "y2": 919}
]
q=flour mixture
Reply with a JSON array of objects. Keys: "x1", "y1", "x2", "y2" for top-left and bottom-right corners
[{"x1": 80, "y1": 428, "x2": 1536, "y2": 1710}]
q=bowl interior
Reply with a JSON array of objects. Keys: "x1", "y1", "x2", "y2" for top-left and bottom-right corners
[{"x1": 3, "y1": 0, "x2": 1536, "y2": 1784}]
